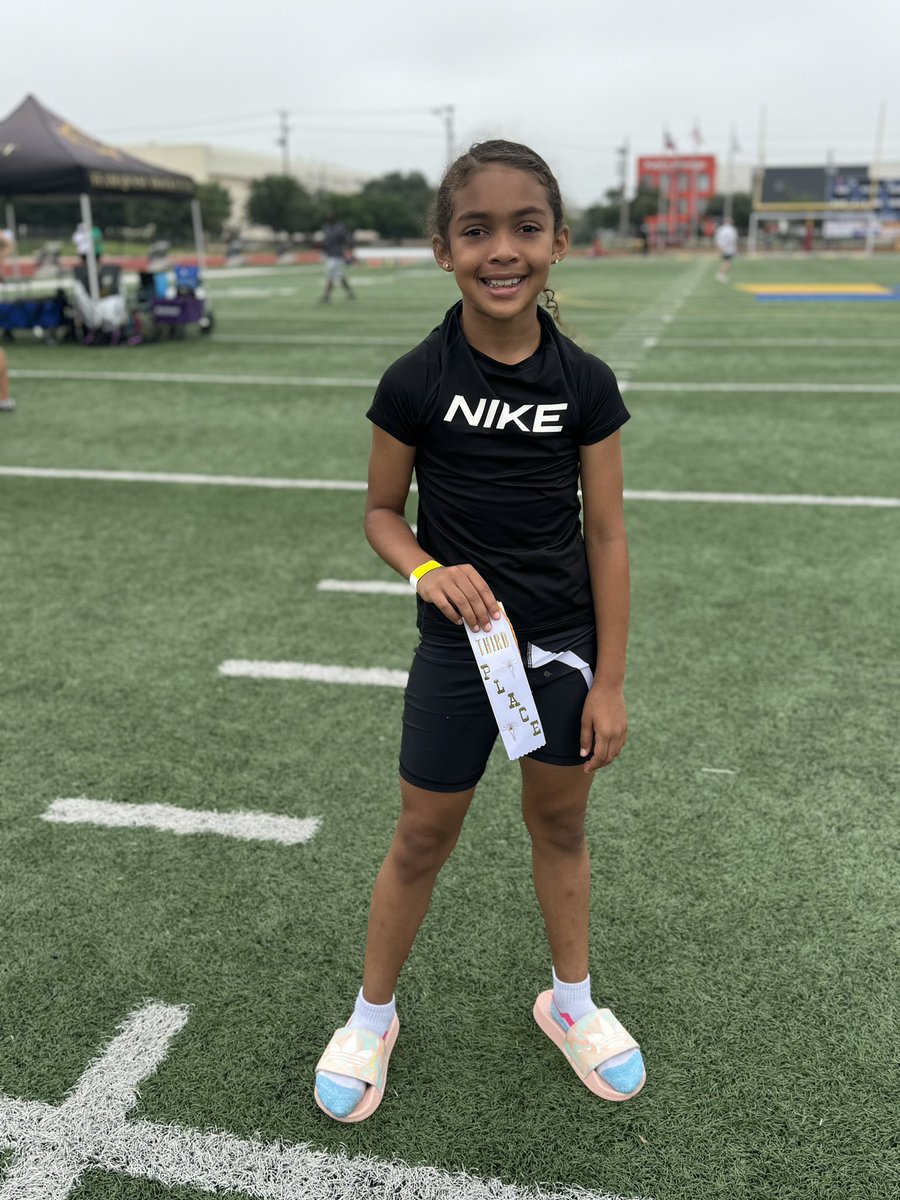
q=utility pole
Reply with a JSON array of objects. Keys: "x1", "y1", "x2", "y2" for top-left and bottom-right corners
[
  {"x1": 867, "y1": 101, "x2": 887, "y2": 256},
  {"x1": 277, "y1": 109, "x2": 290, "y2": 176},
  {"x1": 724, "y1": 125, "x2": 737, "y2": 224},
  {"x1": 617, "y1": 139, "x2": 630, "y2": 242},
  {"x1": 432, "y1": 105, "x2": 455, "y2": 166}
]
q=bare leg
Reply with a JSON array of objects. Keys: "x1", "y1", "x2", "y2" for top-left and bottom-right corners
[
  {"x1": 361, "y1": 779, "x2": 475, "y2": 1002},
  {"x1": 0, "y1": 348, "x2": 12, "y2": 409},
  {"x1": 520, "y1": 757, "x2": 593, "y2": 981}
]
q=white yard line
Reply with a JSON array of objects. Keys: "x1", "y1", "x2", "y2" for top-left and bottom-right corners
[
  {"x1": 623, "y1": 489, "x2": 900, "y2": 507},
  {"x1": 0, "y1": 467, "x2": 368, "y2": 489},
  {"x1": 623, "y1": 381, "x2": 900, "y2": 394},
  {"x1": 9, "y1": 369, "x2": 378, "y2": 388},
  {"x1": 701, "y1": 768, "x2": 737, "y2": 775},
  {"x1": 0, "y1": 1003, "x2": 640, "y2": 1200},
  {"x1": 11, "y1": 368, "x2": 900, "y2": 394},
  {"x1": 318, "y1": 578, "x2": 410, "y2": 595},
  {"x1": 0, "y1": 1003, "x2": 188, "y2": 1200},
  {"x1": 593, "y1": 260, "x2": 709, "y2": 380},
  {"x1": 214, "y1": 333, "x2": 415, "y2": 346},
  {"x1": 651, "y1": 338, "x2": 900, "y2": 347},
  {"x1": 2, "y1": 466, "x2": 896, "y2": 507},
  {"x1": 219, "y1": 661, "x2": 409, "y2": 687},
  {"x1": 42, "y1": 799, "x2": 320, "y2": 846}
]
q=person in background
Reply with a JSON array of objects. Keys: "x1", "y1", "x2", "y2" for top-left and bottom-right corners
[
  {"x1": 72, "y1": 223, "x2": 103, "y2": 265},
  {"x1": 319, "y1": 213, "x2": 355, "y2": 303},
  {"x1": 0, "y1": 226, "x2": 15, "y2": 276},
  {"x1": 72, "y1": 223, "x2": 92, "y2": 265},
  {"x1": 714, "y1": 215, "x2": 738, "y2": 281},
  {"x1": 0, "y1": 348, "x2": 15, "y2": 411}
]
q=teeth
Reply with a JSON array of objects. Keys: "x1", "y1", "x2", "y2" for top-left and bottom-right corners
[{"x1": 485, "y1": 277, "x2": 522, "y2": 288}]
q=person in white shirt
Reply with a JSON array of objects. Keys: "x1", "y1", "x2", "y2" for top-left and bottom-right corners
[
  {"x1": 0, "y1": 228, "x2": 14, "y2": 281},
  {"x1": 714, "y1": 218, "x2": 738, "y2": 281},
  {"x1": 72, "y1": 223, "x2": 93, "y2": 263}
]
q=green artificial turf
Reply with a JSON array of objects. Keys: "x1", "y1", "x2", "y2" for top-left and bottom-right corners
[{"x1": 1, "y1": 253, "x2": 898, "y2": 1200}]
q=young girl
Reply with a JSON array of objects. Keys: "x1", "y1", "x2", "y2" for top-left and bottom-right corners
[{"x1": 314, "y1": 140, "x2": 645, "y2": 1121}]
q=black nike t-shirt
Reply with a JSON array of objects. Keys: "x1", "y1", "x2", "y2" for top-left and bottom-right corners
[{"x1": 367, "y1": 302, "x2": 629, "y2": 641}]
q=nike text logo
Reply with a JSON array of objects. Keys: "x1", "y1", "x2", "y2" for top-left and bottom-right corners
[{"x1": 443, "y1": 394, "x2": 567, "y2": 433}]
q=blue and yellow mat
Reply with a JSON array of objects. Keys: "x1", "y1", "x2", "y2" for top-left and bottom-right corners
[{"x1": 736, "y1": 283, "x2": 900, "y2": 302}]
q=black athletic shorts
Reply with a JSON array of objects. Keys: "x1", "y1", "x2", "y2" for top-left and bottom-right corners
[{"x1": 399, "y1": 624, "x2": 597, "y2": 793}]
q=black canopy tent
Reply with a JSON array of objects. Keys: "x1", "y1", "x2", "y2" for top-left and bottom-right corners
[{"x1": 0, "y1": 94, "x2": 199, "y2": 300}]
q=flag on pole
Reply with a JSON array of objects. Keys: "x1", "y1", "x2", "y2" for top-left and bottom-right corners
[
  {"x1": 663, "y1": 128, "x2": 677, "y2": 152},
  {"x1": 691, "y1": 122, "x2": 703, "y2": 148}
]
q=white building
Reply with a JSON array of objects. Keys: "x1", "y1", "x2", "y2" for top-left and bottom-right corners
[{"x1": 122, "y1": 143, "x2": 369, "y2": 232}]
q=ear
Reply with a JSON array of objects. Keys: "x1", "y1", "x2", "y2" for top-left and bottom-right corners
[
  {"x1": 432, "y1": 234, "x2": 452, "y2": 271},
  {"x1": 552, "y1": 224, "x2": 571, "y2": 264}
]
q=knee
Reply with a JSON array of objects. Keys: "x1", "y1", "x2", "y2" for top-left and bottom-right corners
[
  {"x1": 525, "y1": 805, "x2": 586, "y2": 854},
  {"x1": 390, "y1": 817, "x2": 459, "y2": 882}
]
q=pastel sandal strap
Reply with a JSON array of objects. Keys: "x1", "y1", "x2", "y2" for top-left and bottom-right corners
[
  {"x1": 315, "y1": 1027, "x2": 386, "y2": 1089},
  {"x1": 562, "y1": 1007, "x2": 639, "y2": 1080}
]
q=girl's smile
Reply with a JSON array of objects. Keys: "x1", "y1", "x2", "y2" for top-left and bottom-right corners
[{"x1": 434, "y1": 163, "x2": 569, "y2": 347}]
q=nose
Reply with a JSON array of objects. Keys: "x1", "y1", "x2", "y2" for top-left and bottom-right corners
[{"x1": 488, "y1": 230, "x2": 519, "y2": 263}]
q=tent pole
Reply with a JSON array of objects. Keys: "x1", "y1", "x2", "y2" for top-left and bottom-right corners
[
  {"x1": 190, "y1": 198, "x2": 207, "y2": 274},
  {"x1": 4, "y1": 202, "x2": 21, "y2": 279},
  {"x1": 79, "y1": 193, "x2": 100, "y2": 302}
]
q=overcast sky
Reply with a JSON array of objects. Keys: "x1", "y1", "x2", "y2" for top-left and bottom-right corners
[{"x1": 2, "y1": 0, "x2": 897, "y2": 205}]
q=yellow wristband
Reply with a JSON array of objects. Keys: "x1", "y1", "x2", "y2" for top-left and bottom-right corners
[{"x1": 409, "y1": 559, "x2": 442, "y2": 589}]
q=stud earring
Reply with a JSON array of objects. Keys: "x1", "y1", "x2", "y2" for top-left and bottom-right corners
[{"x1": 443, "y1": 262, "x2": 452, "y2": 270}]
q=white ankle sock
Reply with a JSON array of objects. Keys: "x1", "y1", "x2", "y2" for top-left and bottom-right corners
[
  {"x1": 317, "y1": 989, "x2": 396, "y2": 1106},
  {"x1": 552, "y1": 966, "x2": 635, "y2": 1077},
  {"x1": 552, "y1": 966, "x2": 594, "y2": 1023}
]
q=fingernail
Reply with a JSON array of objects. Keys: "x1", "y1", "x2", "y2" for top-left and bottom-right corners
[
  {"x1": 580, "y1": 749, "x2": 588, "y2": 756},
  {"x1": 482, "y1": 622, "x2": 492, "y2": 632}
]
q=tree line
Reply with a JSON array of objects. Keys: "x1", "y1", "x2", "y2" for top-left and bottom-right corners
[{"x1": 7, "y1": 173, "x2": 752, "y2": 244}]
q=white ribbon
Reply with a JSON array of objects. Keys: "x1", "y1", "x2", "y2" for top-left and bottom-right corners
[
  {"x1": 527, "y1": 643, "x2": 594, "y2": 690},
  {"x1": 465, "y1": 607, "x2": 546, "y2": 761}
]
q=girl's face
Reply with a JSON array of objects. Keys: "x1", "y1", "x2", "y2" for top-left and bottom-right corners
[{"x1": 434, "y1": 164, "x2": 569, "y2": 326}]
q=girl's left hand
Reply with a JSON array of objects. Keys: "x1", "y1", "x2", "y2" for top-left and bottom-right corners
[{"x1": 579, "y1": 683, "x2": 627, "y2": 773}]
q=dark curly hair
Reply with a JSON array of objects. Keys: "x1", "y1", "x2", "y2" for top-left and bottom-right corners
[{"x1": 430, "y1": 140, "x2": 565, "y2": 323}]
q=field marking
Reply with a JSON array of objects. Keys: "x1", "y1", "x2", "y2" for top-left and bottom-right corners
[
  {"x1": 220, "y1": 660, "x2": 409, "y2": 687},
  {"x1": 623, "y1": 489, "x2": 900, "y2": 508},
  {"x1": 12, "y1": 368, "x2": 900, "y2": 395},
  {"x1": 701, "y1": 768, "x2": 737, "y2": 775},
  {"x1": 0, "y1": 467, "x2": 368, "y2": 490},
  {"x1": 215, "y1": 332, "x2": 415, "y2": 346},
  {"x1": 205, "y1": 286, "x2": 298, "y2": 298},
  {"x1": 622, "y1": 381, "x2": 900, "y2": 394},
  {"x1": 2, "y1": 466, "x2": 898, "y2": 507},
  {"x1": 0, "y1": 1002, "x2": 639, "y2": 1200},
  {"x1": 318, "y1": 578, "x2": 410, "y2": 596},
  {"x1": 9, "y1": 369, "x2": 378, "y2": 389},
  {"x1": 594, "y1": 259, "x2": 710, "y2": 381},
  {"x1": 42, "y1": 798, "x2": 320, "y2": 846},
  {"x1": 651, "y1": 338, "x2": 900, "y2": 347},
  {"x1": 0, "y1": 1003, "x2": 188, "y2": 1200}
]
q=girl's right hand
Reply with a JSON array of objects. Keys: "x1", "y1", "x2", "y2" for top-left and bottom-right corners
[{"x1": 416, "y1": 564, "x2": 502, "y2": 633}]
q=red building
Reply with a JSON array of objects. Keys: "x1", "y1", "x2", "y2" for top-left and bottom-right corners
[{"x1": 636, "y1": 154, "x2": 717, "y2": 241}]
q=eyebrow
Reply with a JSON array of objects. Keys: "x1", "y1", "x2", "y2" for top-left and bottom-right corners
[{"x1": 453, "y1": 206, "x2": 548, "y2": 223}]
